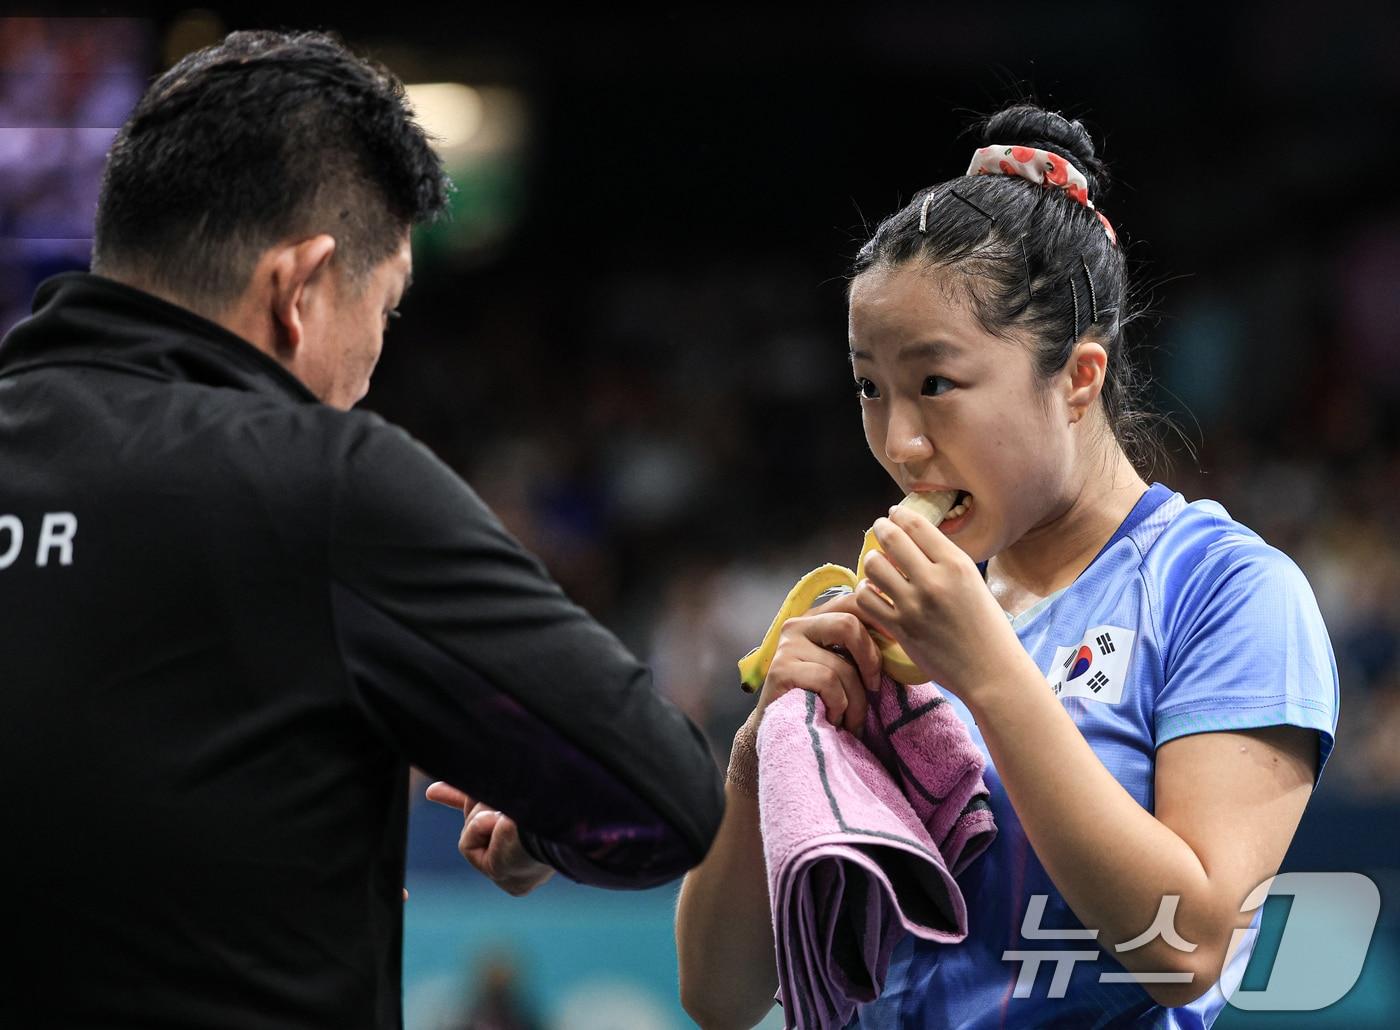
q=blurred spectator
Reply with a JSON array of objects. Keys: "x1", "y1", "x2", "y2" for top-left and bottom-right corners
[
  {"x1": 0, "y1": 17, "x2": 146, "y2": 332},
  {"x1": 442, "y1": 953, "x2": 541, "y2": 1030}
]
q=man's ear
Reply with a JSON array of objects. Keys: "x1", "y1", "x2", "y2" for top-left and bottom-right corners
[
  {"x1": 1065, "y1": 338, "x2": 1108, "y2": 425},
  {"x1": 266, "y1": 235, "x2": 337, "y2": 358}
]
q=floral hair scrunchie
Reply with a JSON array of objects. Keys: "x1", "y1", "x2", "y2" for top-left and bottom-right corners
[{"x1": 967, "y1": 144, "x2": 1118, "y2": 246}]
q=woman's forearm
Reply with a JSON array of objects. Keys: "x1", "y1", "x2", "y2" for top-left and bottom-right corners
[
  {"x1": 964, "y1": 651, "x2": 1231, "y2": 995},
  {"x1": 676, "y1": 719, "x2": 779, "y2": 1029}
]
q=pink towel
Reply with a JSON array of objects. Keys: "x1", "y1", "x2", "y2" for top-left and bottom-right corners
[{"x1": 758, "y1": 678, "x2": 997, "y2": 1030}]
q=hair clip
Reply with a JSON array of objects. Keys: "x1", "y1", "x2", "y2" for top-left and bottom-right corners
[
  {"x1": 1081, "y1": 256, "x2": 1098, "y2": 324},
  {"x1": 918, "y1": 192, "x2": 935, "y2": 233}
]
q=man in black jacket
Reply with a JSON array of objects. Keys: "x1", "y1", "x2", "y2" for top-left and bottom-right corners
[{"x1": 0, "y1": 30, "x2": 723, "y2": 1029}]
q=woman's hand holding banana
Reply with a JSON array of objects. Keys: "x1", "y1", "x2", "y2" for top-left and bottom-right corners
[
  {"x1": 738, "y1": 491, "x2": 961, "y2": 705},
  {"x1": 856, "y1": 504, "x2": 1026, "y2": 703},
  {"x1": 752, "y1": 593, "x2": 885, "y2": 733}
]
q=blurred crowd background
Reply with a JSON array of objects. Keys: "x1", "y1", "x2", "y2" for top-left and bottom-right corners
[{"x1": 4, "y1": 5, "x2": 1397, "y2": 1028}]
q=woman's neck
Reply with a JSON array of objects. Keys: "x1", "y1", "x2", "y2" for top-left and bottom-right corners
[{"x1": 986, "y1": 449, "x2": 1149, "y2": 612}]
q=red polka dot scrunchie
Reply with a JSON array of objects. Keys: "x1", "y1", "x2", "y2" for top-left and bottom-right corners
[{"x1": 967, "y1": 144, "x2": 1118, "y2": 246}]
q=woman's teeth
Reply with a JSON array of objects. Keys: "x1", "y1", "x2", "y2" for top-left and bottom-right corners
[{"x1": 944, "y1": 494, "x2": 973, "y2": 521}]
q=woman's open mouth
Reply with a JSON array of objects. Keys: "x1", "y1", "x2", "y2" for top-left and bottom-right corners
[{"x1": 941, "y1": 490, "x2": 974, "y2": 530}]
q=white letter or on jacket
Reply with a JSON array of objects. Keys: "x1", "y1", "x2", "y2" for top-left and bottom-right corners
[
  {"x1": 36, "y1": 512, "x2": 77, "y2": 567},
  {"x1": 0, "y1": 515, "x2": 21, "y2": 570}
]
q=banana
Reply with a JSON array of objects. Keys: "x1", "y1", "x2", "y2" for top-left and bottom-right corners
[{"x1": 737, "y1": 490, "x2": 959, "y2": 693}]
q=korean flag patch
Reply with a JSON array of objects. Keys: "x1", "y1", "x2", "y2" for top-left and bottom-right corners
[{"x1": 1047, "y1": 625, "x2": 1136, "y2": 703}]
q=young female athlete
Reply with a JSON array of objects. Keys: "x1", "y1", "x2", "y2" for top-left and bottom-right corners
[{"x1": 675, "y1": 103, "x2": 1339, "y2": 1028}]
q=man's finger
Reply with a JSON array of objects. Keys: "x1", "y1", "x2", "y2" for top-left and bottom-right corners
[
  {"x1": 463, "y1": 808, "x2": 501, "y2": 854},
  {"x1": 458, "y1": 822, "x2": 493, "y2": 873},
  {"x1": 425, "y1": 781, "x2": 473, "y2": 811}
]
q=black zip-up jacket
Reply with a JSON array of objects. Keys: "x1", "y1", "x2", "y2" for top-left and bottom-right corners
[{"x1": 0, "y1": 273, "x2": 724, "y2": 1028}]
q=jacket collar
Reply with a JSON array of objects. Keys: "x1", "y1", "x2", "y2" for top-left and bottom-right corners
[{"x1": 0, "y1": 272, "x2": 320, "y2": 404}]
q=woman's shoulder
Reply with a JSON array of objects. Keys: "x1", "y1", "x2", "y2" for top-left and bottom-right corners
[
  {"x1": 1143, "y1": 493, "x2": 1323, "y2": 642},
  {"x1": 1140, "y1": 492, "x2": 1339, "y2": 771},
  {"x1": 1151, "y1": 494, "x2": 1276, "y2": 566}
]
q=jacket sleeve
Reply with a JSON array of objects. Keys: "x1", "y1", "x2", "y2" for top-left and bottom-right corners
[{"x1": 327, "y1": 418, "x2": 724, "y2": 888}]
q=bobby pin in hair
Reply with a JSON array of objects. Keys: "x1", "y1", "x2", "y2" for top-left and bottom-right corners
[
  {"x1": 1081, "y1": 256, "x2": 1098, "y2": 324},
  {"x1": 1020, "y1": 235, "x2": 1034, "y2": 305},
  {"x1": 948, "y1": 188, "x2": 997, "y2": 224},
  {"x1": 1069, "y1": 274, "x2": 1081, "y2": 341}
]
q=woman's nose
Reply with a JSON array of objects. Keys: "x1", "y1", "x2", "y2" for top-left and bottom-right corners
[{"x1": 884, "y1": 405, "x2": 933, "y2": 464}]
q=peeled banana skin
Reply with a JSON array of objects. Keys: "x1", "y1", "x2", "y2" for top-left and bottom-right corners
[{"x1": 737, "y1": 490, "x2": 958, "y2": 693}]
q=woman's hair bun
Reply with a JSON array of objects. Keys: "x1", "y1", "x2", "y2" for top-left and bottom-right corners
[{"x1": 978, "y1": 104, "x2": 1109, "y2": 199}]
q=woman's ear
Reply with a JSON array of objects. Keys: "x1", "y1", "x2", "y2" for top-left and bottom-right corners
[{"x1": 1065, "y1": 338, "x2": 1108, "y2": 425}]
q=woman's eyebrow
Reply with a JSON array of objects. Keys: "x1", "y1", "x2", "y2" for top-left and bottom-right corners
[{"x1": 848, "y1": 339, "x2": 962, "y2": 363}]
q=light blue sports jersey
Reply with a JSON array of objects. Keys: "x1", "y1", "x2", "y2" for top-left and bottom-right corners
[{"x1": 850, "y1": 483, "x2": 1339, "y2": 1029}]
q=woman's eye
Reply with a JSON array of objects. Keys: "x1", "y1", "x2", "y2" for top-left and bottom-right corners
[
  {"x1": 922, "y1": 375, "x2": 953, "y2": 397},
  {"x1": 854, "y1": 378, "x2": 880, "y2": 400}
]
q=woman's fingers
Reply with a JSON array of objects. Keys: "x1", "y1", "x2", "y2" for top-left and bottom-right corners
[
  {"x1": 861, "y1": 549, "x2": 910, "y2": 610},
  {"x1": 759, "y1": 606, "x2": 893, "y2": 734},
  {"x1": 855, "y1": 574, "x2": 908, "y2": 641},
  {"x1": 767, "y1": 622, "x2": 873, "y2": 733},
  {"x1": 797, "y1": 648, "x2": 870, "y2": 733},
  {"x1": 887, "y1": 505, "x2": 958, "y2": 561},
  {"x1": 822, "y1": 586, "x2": 897, "y2": 641},
  {"x1": 798, "y1": 609, "x2": 883, "y2": 694},
  {"x1": 870, "y1": 518, "x2": 934, "y2": 581}
]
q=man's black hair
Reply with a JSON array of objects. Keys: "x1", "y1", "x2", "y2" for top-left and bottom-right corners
[{"x1": 93, "y1": 29, "x2": 451, "y2": 308}]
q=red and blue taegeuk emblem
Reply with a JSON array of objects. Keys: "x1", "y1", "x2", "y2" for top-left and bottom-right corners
[{"x1": 1067, "y1": 645, "x2": 1094, "y2": 681}]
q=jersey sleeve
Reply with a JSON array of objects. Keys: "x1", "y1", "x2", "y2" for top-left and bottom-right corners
[
  {"x1": 1156, "y1": 538, "x2": 1339, "y2": 784},
  {"x1": 327, "y1": 418, "x2": 724, "y2": 887}
]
